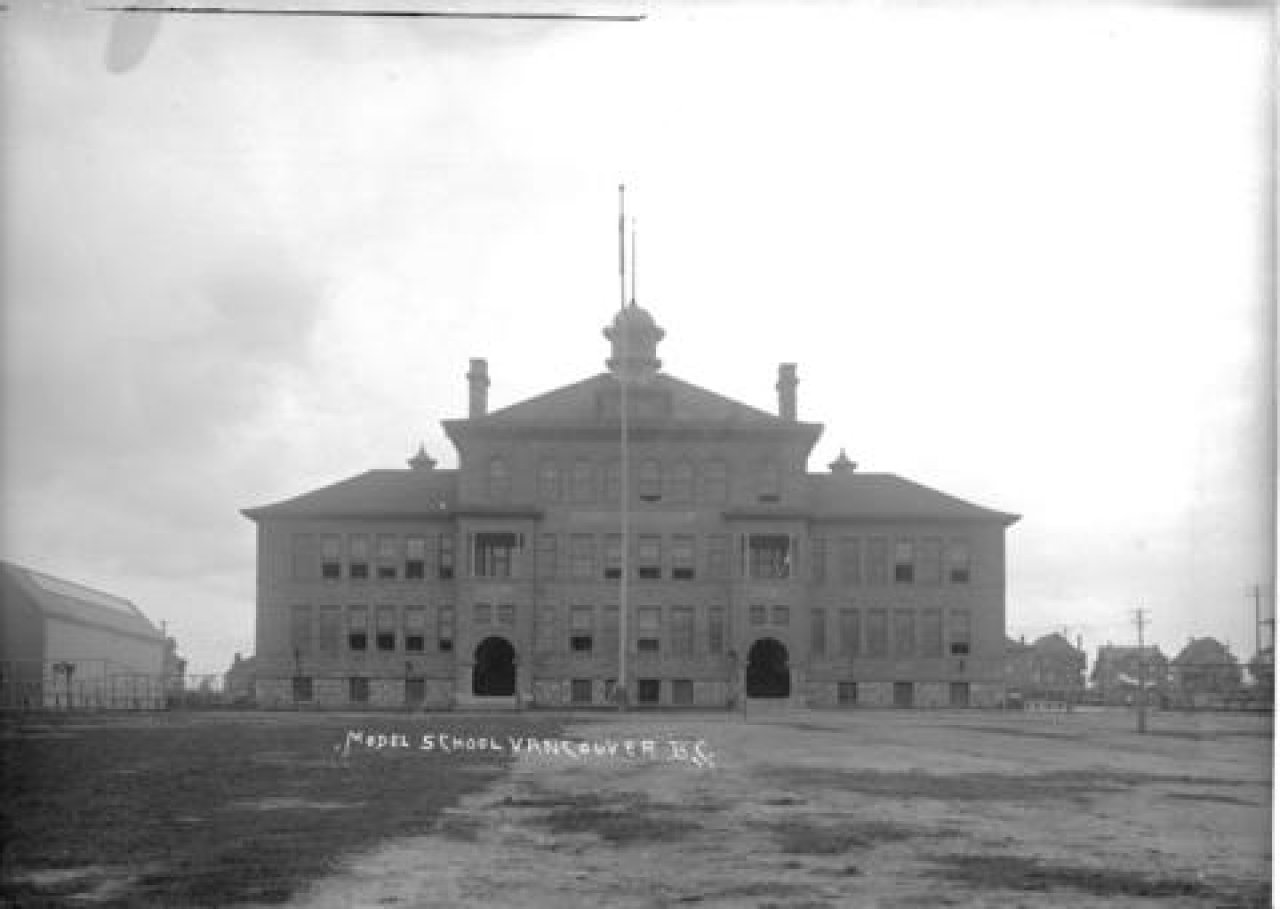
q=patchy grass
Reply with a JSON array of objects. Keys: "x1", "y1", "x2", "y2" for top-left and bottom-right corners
[
  {"x1": 925, "y1": 854, "x2": 1270, "y2": 905},
  {"x1": 0, "y1": 712, "x2": 562, "y2": 907},
  {"x1": 767, "y1": 818, "x2": 926, "y2": 855},
  {"x1": 756, "y1": 766, "x2": 1257, "y2": 803},
  {"x1": 517, "y1": 789, "x2": 708, "y2": 845},
  {"x1": 1163, "y1": 792, "x2": 1259, "y2": 806}
]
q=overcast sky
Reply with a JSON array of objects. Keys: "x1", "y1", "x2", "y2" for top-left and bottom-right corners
[{"x1": 1, "y1": 1, "x2": 1273, "y2": 677}]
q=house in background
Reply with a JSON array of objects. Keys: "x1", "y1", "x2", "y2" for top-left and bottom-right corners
[
  {"x1": 0, "y1": 561, "x2": 167, "y2": 709},
  {"x1": 1090, "y1": 644, "x2": 1170, "y2": 707},
  {"x1": 1005, "y1": 632, "x2": 1087, "y2": 704},
  {"x1": 1170, "y1": 637, "x2": 1241, "y2": 707},
  {"x1": 224, "y1": 653, "x2": 257, "y2": 704}
]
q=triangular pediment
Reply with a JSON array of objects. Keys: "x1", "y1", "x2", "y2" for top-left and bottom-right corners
[{"x1": 477, "y1": 372, "x2": 782, "y2": 426}]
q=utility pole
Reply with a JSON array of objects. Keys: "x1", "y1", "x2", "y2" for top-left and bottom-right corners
[
  {"x1": 1249, "y1": 583, "x2": 1274, "y2": 660},
  {"x1": 1133, "y1": 608, "x2": 1149, "y2": 734}
]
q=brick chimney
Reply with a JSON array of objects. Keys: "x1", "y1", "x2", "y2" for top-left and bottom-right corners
[
  {"x1": 776, "y1": 363, "x2": 798, "y2": 421},
  {"x1": 467, "y1": 358, "x2": 489, "y2": 418}
]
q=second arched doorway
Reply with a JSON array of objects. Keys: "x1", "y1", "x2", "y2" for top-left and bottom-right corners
[
  {"x1": 746, "y1": 637, "x2": 790, "y2": 698},
  {"x1": 472, "y1": 636, "x2": 516, "y2": 697}
]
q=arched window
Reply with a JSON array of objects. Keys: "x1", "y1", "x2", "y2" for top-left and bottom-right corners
[
  {"x1": 757, "y1": 460, "x2": 781, "y2": 503},
  {"x1": 537, "y1": 460, "x2": 560, "y2": 502},
  {"x1": 702, "y1": 459, "x2": 728, "y2": 504},
  {"x1": 488, "y1": 457, "x2": 511, "y2": 501},
  {"x1": 638, "y1": 459, "x2": 662, "y2": 502},
  {"x1": 669, "y1": 461, "x2": 694, "y2": 503}
]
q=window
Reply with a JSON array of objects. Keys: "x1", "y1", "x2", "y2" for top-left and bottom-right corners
[
  {"x1": 702, "y1": 460, "x2": 728, "y2": 504},
  {"x1": 840, "y1": 538, "x2": 861, "y2": 585},
  {"x1": 949, "y1": 609, "x2": 971, "y2": 656},
  {"x1": 671, "y1": 607, "x2": 694, "y2": 656},
  {"x1": 536, "y1": 533, "x2": 558, "y2": 578},
  {"x1": 376, "y1": 606, "x2": 397, "y2": 651},
  {"x1": 349, "y1": 535, "x2": 370, "y2": 581},
  {"x1": 811, "y1": 538, "x2": 827, "y2": 584},
  {"x1": 321, "y1": 535, "x2": 341, "y2": 580},
  {"x1": 536, "y1": 605, "x2": 557, "y2": 653},
  {"x1": 474, "y1": 532, "x2": 519, "y2": 578},
  {"x1": 771, "y1": 605, "x2": 790, "y2": 626},
  {"x1": 376, "y1": 536, "x2": 398, "y2": 580},
  {"x1": 748, "y1": 534, "x2": 792, "y2": 579},
  {"x1": 893, "y1": 540, "x2": 914, "y2": 584},
  {"x1": 570, "y1": 606, "x2": 593, "y2": 655},
  {"x1": 488, "y1": 457, "x2": 510, "y2": 501},
  {"x1": 405, "y1": 536, "x2": 427, "y2": 580},
  {"x1": 639, "y1": 459, "x2": 662, "y2": 502},
  {"x1": 671, "y1": 536, "x2": 695, "y2": 580},
  {"x1": 750, "y1": 604, "x2": 767, "y2": 626},
  {"x1": 707, "y1": 535, "x2": 730, "y2": 579},
  {"x1": 604, "y1": 678, "x2": 618, "y2": 703},
  {"x1": 948, "y1": 541, "x2": 971, "y2": 584},
  {"x1": 637, "y1": 679, "x2": 660, "y2": 705},
  {"x1": 538, "y1": 460, "x2": 561, "y2": 502},
  {"x1": 919, "y1": 538, "x2": 942, "y2": 585},
  {"x1": 349, "y1": 677, "x2": 370, "y2": 704},
  {"x1": 605, "y1": 460, "x2": 621, "y2": 502},
  {"x1": 637, "y1": 535, "x2": 661, "y2": 579},
  {"x1": 291, "y1": 605, "x2": 312, "y2": 657},
  {"x1": 497, "y1": 604, "x2": 514, "y2": 626},
  {"x1": 571, "y1": 459, "x2": 595, "y2": 502},
  {"x1": 347, "y1": 606, "x2": 368, "y2": 652},
  {"x1": 837, "y1": 681, "x2": 857, "y2": 706},
  {"x1": 438, "y1": 534, "x2": 455, "y2": 580},
  {"x1": 839, "y1": 608, "x2": 861, "y2": 656},
  {"x1": 291, "y1": 534, "x2": 315, "y2": 581},
  {"x1": 571, "y1": 679, "x2": 593, "y2": 704},
  {"x1": 669, "y1": 462, "x2": 694, "y2": 503},
  {"x1": 474, "y1": 603, "x2": 492, "y2": 625},
  {"x1": 570, "y1": 534, "x2": 596, "y2": 579},
  {"x1": 600, "y1": 605, "x2": 619, "y2": 654},
  {"x1": 672, "y1": 679, "x2": 694, "y2": 706},
  {"x1": 438, "y1": 605, "x2": 455, "y2": 652},
  {"x1": 603, "y1": 535, "x2": 622, "y2": 579},
  {"x1": 637, "y1": 606, "x2": 661, "y2": 654},
  {"x1": 894, "y1": 609, "x2": 916, "y2": 657},
  {"x1": 708, "y1": 606, "x2": 726, "y2": 655},
  {"x1": 757, "y1": 461, "x2": 781, "y2": 503},
  {"x1": 810, "y1": 608, "x2": 826, "y2": 657},
  {"x1": 318, "y1": 606, "x2": 341, "y2": 657},
  {"x1": 866, "y1": 538, "x2": 888, "y2": 586},
  {"x1": 404, "y1": 606, "x2": 426, "y2": 653},
  {"x1": 921, "y1": 608, "x2": 942, "y2": 658},
  {"x1": 867, "y1": 608, "x2": 888, "y2": 657},
  {"x1": 293, "y1": 676, "x2": 313, "y2": 703}
]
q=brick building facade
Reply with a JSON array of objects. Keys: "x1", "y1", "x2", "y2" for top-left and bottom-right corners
[{"x1": 243, "y1": 304, "x2": 1018, "y2": 710}]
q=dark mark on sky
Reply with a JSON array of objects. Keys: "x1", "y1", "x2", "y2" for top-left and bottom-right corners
[{"x1": 90, "y1": 5, "x2": 647, "y2": 21}]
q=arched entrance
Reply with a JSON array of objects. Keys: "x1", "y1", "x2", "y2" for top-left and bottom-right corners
[
  {"x1": 472, "y1": 636, "x2": 516, "y2": 697},
  {"x1": 746, "y1": 637, "x2": 790, "y2": 698}
]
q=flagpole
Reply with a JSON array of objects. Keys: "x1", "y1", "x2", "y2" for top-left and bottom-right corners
[{"x1": 618, "y1": 184, "x2": 630, "y2": 711}]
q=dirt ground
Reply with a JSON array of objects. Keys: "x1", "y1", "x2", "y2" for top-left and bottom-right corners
[{"x1": 290, "y1": 708, "x2": 1272, "y2": 908}]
